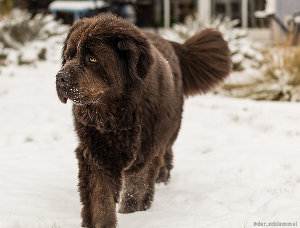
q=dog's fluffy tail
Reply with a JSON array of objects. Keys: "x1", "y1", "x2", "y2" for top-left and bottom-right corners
[{"x1": 171, "y1": 29, "x2": 231, "y2": 96}]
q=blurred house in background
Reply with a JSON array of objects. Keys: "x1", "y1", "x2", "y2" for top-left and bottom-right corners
[
  {"x1": 49, "y1": 0, "x2": 109, "y2": 24},
  {"x1": 198, "y1": 0, "x2": 267, "y2": 28},
  {"x1": 198, "y1": 0, "x2": 300, "y2": 44},
  {"x1": 15, "y1": 0, "x2": 53, "y2": 14},
  {"x1": 47, "y1": 0, "x2": 196, "y2": 27},
  {"x1": 134, "y1": 0, "x2": 195, "y2": 27},
  {"x1": 255, "y1": 0, "x2": 300, "y2": 44},
  {"x1": 9, "y1": 0, "x2": 300, "y2": 44}
]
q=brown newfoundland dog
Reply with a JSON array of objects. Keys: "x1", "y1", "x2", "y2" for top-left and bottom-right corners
[{"x1": 56, "y1": 14, "x2": 230, "y2": 228}]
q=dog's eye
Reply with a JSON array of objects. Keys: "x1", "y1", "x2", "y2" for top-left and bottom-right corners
[{"x1": 89, "y1": 56, "x2": 97, "y2": 63}]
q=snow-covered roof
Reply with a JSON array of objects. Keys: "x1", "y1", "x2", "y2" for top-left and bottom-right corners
[
  {"x1": 294, "y1": 16, "x2": 300, "y2": 24},
  {"x1": 49, "y1": 1, "x2": 107, "y2": 13},
  {"x1": 265, "y1": 0, "x2": 276, "y2": 14},
  {"x1": 255, "y1": 0, "x2": 275, "y2": 18}
]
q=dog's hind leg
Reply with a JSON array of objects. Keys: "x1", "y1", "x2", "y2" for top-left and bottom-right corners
[
  {"x1": 156, "y1": 147, "x2": 173, "y2": 184},
  {"x1": 118, "y1": 156, "x2": 160, "y2": 214}
]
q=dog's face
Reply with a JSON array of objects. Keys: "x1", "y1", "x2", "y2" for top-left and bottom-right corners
[{"x1": 56, "y1": 14, "x2": 153, "y2": 105}]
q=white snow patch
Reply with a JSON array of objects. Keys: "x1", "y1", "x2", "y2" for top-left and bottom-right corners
[{"x1": 49, "y1": 1, "x2": 107, "y2": 12}]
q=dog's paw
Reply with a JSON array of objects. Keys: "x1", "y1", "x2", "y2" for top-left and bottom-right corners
[
  {"x1": 95, "y1": 222, "x2": 116, "y2": 228},
  {"x1": 141, "y1": 191, "x2": 153, "y2": 211},
  {"x1": 118, "y1": 197, "x2": 139, "y2": 214},
  {"x1": 156, "y1": 167, "x2": 170, "y2": 184}
]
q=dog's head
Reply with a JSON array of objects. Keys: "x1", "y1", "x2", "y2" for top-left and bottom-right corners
[{"x1": 56, "y1": 14, "x2": 153, "y2": 105}]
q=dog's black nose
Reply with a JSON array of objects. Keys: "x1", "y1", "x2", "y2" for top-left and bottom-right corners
[{"x1": 56, "y1": 71, "x2": 70, "y2": 86}]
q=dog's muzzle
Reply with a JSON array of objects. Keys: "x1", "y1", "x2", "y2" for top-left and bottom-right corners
[{"x1": 56, "y1": 71, "x2": 70, "y2": 104}]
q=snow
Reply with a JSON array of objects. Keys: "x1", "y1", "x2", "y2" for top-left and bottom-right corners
[
  {"x1": 255, "y1": 0, "x2": 275, "y2": 18},
  {"x1": 294, "y1": 16, "x2": 300, "y2": 24},
  {"x1": 0, "y1": 10, "x2": 69, "y2": 68},
  {"x1": 49, "y1": 1, "x2": 107, "y2": 12},
  {"x1": 1, "y1": 39, "x2": 300, "y2": 228}
]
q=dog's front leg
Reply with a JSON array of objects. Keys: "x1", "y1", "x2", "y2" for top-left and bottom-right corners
[
  {"x1": 89, "y1": 166, "x2": 119, "y2": 228},
  {"x1": 77, "y1": 147, "x2": 121, "y2": 228}
]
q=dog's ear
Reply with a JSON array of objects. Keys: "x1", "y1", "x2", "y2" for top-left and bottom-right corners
[{"x1": 115, "y1": 37, "x2": 153, "y2": 80}]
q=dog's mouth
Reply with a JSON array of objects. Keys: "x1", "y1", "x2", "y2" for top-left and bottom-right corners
[
  {"x1": 57, "y1": 88, "x2": 68, "y2": 104},
  {"x1": 56, "y1": 80, "x2": 106, "y2": 105},
  {"x1": 56, "y1": 85, "x2": 90, "y2": 105},
  {"x1": 56, "y1": 85, "x2": 69, "y2": 104}
]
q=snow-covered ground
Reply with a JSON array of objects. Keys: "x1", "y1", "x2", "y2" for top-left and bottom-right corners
[{"x1": 1, "y1": 39, "x2": 300, "y2": 228}]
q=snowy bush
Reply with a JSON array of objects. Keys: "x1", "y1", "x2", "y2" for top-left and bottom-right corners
[
  {"x1": 217, "y1": 46, "x2": 300, "y2": 102},
  {"x1": 161, "y1": 17, "x2": 300, "y2": 102},
  {"x1": 160, "y1": 16, "x2": 264, "y2": 71},
  {"x1": 262, "y1": 46, "x2": 300, "y2": 101},
  {"x1": 0, "y1": 9, "x2": 68, "y2": 67}
]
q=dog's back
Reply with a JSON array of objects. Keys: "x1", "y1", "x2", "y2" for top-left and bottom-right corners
[
  {"x1": 145, "y1": 30, "x2": 231, "y2": 97},
  {"x1": 135, "y1": 30, "x2": 231, "y2": 184},
  {"x1": 137, "y1": 29, "x2": 231, "y2": 178}
]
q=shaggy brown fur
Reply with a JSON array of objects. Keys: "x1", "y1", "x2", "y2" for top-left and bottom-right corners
[{"x1": 56, "y1": 14, "x2": 230, "y2": 228}]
